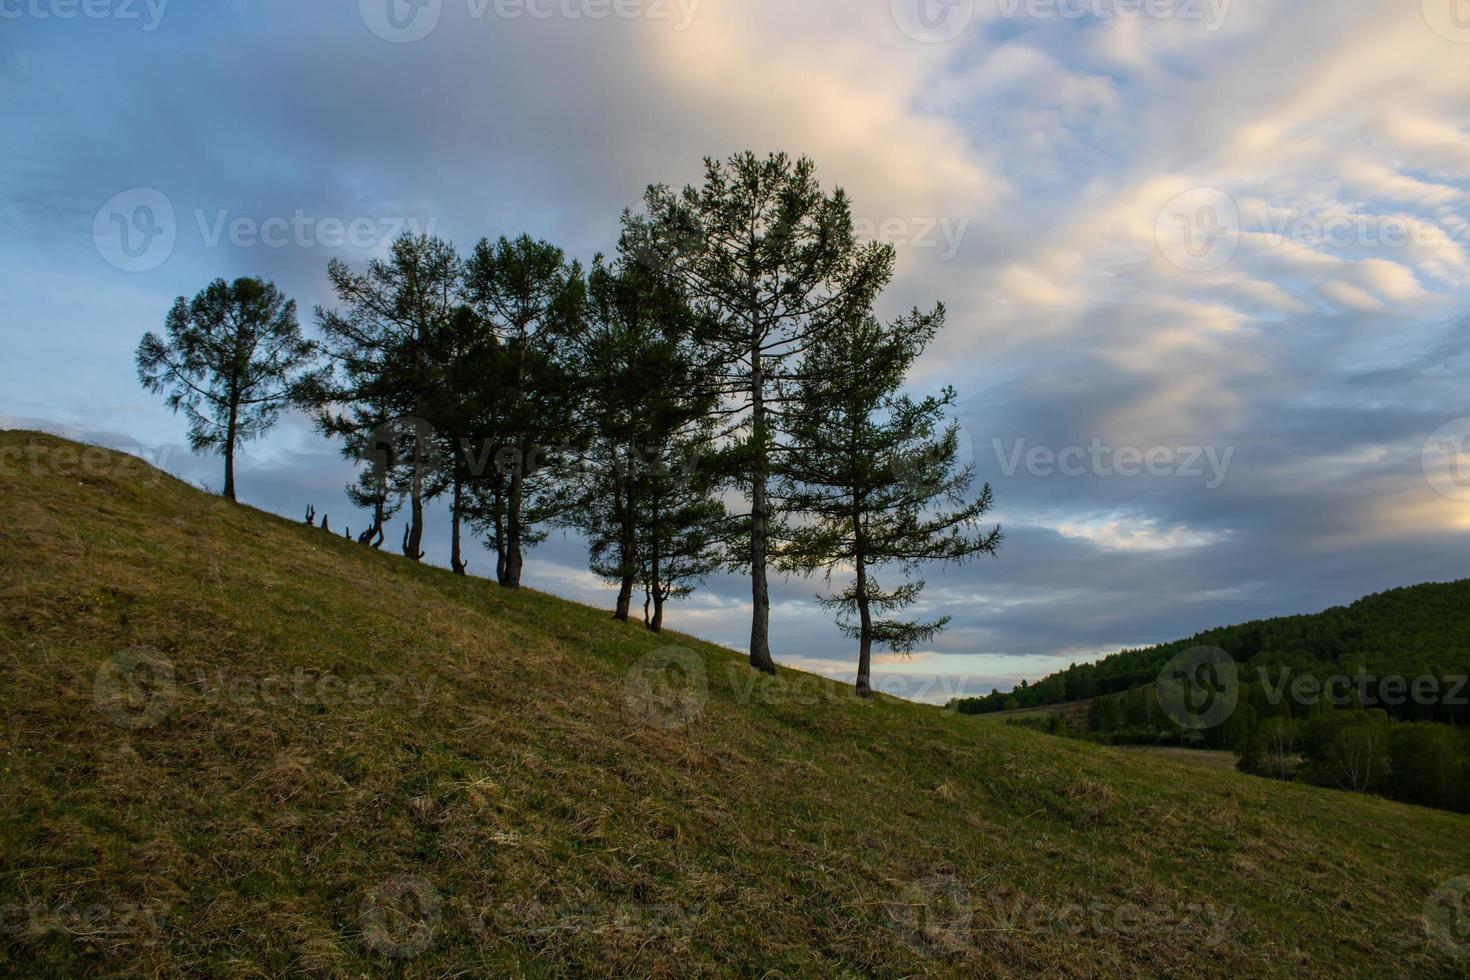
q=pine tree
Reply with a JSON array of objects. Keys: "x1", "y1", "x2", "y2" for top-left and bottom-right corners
[
  {"x1": 781, "y1": 310, "x2": 1002, "y2": 698},
  {"x1": 136, "y1": 276, "x2": 320, "y2": 502},
  {"x1": 420, "y1": 306, "x2": 504, "y2": 576},
  {"x1": 560, "y1": 252, "x2": 720, "y2": 622},
  {"x1": 308, "y1": 233, "x2": 462, "y2": 561},
  {"x1": 632, "y1": 152, "x2": 893, "y2": 673},
  {"x1": 638, "y1": 452, "x2": 726, "y2": 633},
  {"x1": 463, "y1": 235, "x2": 584, "y2": 588}
]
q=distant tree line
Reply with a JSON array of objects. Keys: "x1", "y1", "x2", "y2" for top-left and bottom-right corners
[
  {"x1": 135, "y1": 152, "x2": 1003, "y2": 695},
  {"x1": 977, "y1": 580, "x2": 1470, "y2": 813}
]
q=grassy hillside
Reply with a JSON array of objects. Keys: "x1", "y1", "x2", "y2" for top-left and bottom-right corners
[{"x1": 3, "y1": 429, "x2": 1470, "y2": 977}]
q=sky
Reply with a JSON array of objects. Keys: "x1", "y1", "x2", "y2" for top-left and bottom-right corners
[{"x1": 2, "y1": 0, "x2": 1469, "y2": 703}]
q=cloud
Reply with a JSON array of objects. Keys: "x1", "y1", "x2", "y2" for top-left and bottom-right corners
[{"x1": 3, "y1": 0, "x2": 1469, "y2": 703}]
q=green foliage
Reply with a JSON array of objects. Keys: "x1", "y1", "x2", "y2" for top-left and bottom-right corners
[
  {"x1": 955, "y1": 580, "x2": 1470, "y2": 725},
  {"x1": 558, "y1": 251, "x2": 726, "y2": 628},
  {"x1": 306, "y1": 233, "x2": 466, "y2": 560},
  {"x1": 778, "y1": 310, "x2": 1001, "y2": 692},
  {"x1": 630, "y1": 151, "x2": 899, "y2": 671},
  {"x1": 136, "y1": 276, "x2": 320, "y2": 500},
  {"x1": 461, "y1": 234, "x2": 585, "y2": 587}
]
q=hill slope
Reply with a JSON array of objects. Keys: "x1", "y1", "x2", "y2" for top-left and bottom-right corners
[{"x1": 3, "y1": 430, "x2": 1470, "y2": 977}]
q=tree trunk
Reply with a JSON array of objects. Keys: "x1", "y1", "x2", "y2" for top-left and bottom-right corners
[
  {"x1": 368, "y1": 484, "x2": 386, "y2": 548},
  {"x1": 615, "y1": 575, "x2": 636, "y2": 621},
  {"x1": 504, "y1": 438, "x2": 525, "y2": 589},
  {"x1": 450, "y1": 472, "x2": 467, "y2": 575},
  {"x1": 855, "y1": 550, "x2": 874, "y2": 699},
  {"x1": 747, "y1": 329, "x2": 776, "y2": 674},
  {"x1": 493, "y1": 488, "x2": 508, "y2": 586},
  {"x1": 503, "y1": 324, "x2": 530, "y2": 590},
  {"x1": 853, "y1": 499, "x2": 873, "y2": 698},
  {"x1": 648, "y1": 499, "x2": 664, "y2": 633},
  {"x1": 223, "y1": 399, "x2": 239, "y2": 502},
  {"x1": 613, "y1": 466, "x2": 636, "y2": 621},
  {"x1": 405, "y1": 437, "x2": 424, "y2": 561}
]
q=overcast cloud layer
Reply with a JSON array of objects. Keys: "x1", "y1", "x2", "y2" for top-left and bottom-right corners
[{"x1": 3, "y1": 0, "x2": 1468, "y2": 702}]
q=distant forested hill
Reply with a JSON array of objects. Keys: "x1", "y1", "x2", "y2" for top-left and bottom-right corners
[
  {"x1": 955, "y1": 580, "x2": 1470, "y2": 814},
  {"x1": 953, "y1": 580, "x2": 1470, "y2": 721}
]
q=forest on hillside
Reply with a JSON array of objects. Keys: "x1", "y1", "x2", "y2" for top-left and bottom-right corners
[{"x1": 954, "y1": 580, "x2": 1470, "y2": 813}]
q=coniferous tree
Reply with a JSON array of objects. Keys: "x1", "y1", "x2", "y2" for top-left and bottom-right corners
[
  {"x1": 307, "y1": 233, "x2": 462, "y2": 561},
  {"x1": 420, "y1": 306, "x2": 505, "y2": 575},
  {"x1": 780, "y1": 310, "x2": 1002, "y2": 698},
  {"x1": 346, "y1": 460, "x2": 400, "y2": 549},
  {"x1": 463, "y1": 235, "x2": 584, "y2": 588},
  {"x1": 633, "y1": 152, "x2": 893, "y2": 673},
  {"x1": 637, "y1": 450, "x2": 726, "y2": 633},
  {"x1": 136, "y1": 277, "x2": 320, "y2": 501},
  {"x1": 561, "y1": 252, "x2": 721, "y2": 622}
]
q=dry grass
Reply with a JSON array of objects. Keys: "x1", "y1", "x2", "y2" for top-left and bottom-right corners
[{"x1": 2, "y1": 430, "x2": 1469, "y2": 977}]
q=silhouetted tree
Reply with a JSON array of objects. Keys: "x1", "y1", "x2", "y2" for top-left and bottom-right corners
[
  {"x1": 463, "y1": 235, "x2": 584, "y2": 588},
  {"x1": 780, "y1": 310, "x2": 1001, "y2": 697},
  {"x1": 559, "y1": 252, "x2": 723, "y2": 622},
  {"x1": 633, "y1": 152, "x2": 893, "y2": 673},
  {"x1": 307, "y1": 234, "x2": 462, "y2": 561},
  {"x1": 137, "y1": 276, "x2": 319, "y2": 501}
]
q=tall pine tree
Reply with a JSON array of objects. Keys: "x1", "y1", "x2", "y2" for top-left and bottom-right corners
[
  {"x1": 781, "y1": 310, "x2": 1002, "y2": 697},
  {"x1": 561, "y1": 252, "x2": 724, "y2": 624},
  {"x1": 463, "y1": 235, "x2": 583, "y2": 588},
  {"x1": 633, "y1": 152, "x2": 893, "y2": 673},
  {"x1": 308, "y1": 234, "x2": 462, "y2": 561}
]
